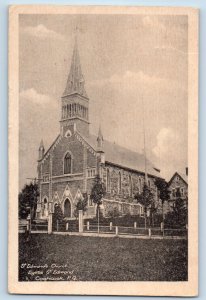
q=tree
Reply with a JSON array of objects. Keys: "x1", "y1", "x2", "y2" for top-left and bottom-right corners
[
  {"x1": 52, "y1": 204, "x2": 64, "y2": 231},
  {"x1": 73, "y1": 193, "x2": 88, "y2": 219},
  {"x1": 90, "y1": 175, "x2": 106, "y2": 232},
  {"x1": 18, "y1": 182, "x2": 39, "y2": 219},
  {"x1": 135, "y1": 183, "x2": 155, "y2": 228},
  {"x1": 165, "y1": 191, "x2": 188, "y2": 228},
  {"x1": 154, "y1": 178, "x2": 170, "y2": 222}
]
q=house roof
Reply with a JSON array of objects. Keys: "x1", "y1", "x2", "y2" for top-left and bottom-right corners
[
  {"x1": 168, "y1": 172, "x2": 188, "y2": 186},
  {"x1": 81, "y1": 133, "x2": 161, "y2": 178}
]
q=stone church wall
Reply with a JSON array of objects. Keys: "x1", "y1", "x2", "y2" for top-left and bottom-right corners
[
  {"x1": 102, "y1": 163, "x2": 157, "y2": 200},
  {"x1": 52, "y1": 135, "x2": 84, "y2": 176}
]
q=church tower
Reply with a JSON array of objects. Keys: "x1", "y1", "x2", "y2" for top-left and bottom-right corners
[{"x1": 60, "y1": 37, "x2": 89, "y2": 137}]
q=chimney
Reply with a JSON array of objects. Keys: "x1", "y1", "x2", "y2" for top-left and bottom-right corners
[{"x1": 186, "y1": 167, "x2": 188, "y2": 176}]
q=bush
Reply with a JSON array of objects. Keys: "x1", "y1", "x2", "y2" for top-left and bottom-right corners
[
  {"x1": 88, "y1": 214, "x2": 146, "y2": 227},
  {"x1": 52, "y1": 205, "x2": 65, "y2": 231}
]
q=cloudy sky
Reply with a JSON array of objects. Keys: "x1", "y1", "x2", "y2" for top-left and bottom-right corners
[{"x1": 19, "y1": 14, "x2": 188, "y2": 189}]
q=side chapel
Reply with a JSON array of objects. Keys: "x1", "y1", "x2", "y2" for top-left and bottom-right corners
[{"x1": 36, "y1": 38, "x2": 162, "y2": 220}]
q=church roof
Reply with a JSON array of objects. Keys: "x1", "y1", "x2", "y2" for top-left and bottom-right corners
[
  {"x1": 62, "y1": 37, "x2": 88, "y2": 98},
  {"x1": 80, "y1": 133, "x2": 161, "y2": 178}
]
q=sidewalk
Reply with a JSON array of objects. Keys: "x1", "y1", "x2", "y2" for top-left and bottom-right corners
[{"x1": 52, "y1": 231, "x2": 187, "y2": 240}]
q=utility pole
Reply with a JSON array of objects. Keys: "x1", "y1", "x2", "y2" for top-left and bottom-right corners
[
  {"x1": 141, "y1": 95, "x2": 149, "y2": 229},
  {"x1": 141, "y1": 95, "x2": 148, "y2": 186}
]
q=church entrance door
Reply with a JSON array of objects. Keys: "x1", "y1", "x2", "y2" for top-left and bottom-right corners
[{"x1": 64, "y1": 198, "x2": 71, "y2": 217}]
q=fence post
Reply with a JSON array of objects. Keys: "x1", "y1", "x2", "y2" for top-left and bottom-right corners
[
  {"x1": 115, "y1": 226, "x2": 118, "y2": 236},
  {"x1": 161, "y1": 222, "x2": 164, "y2": 238},
  {"x1": 48, "y1": 213, "x2": 53, "y2": 234},
  {"x1": 87, "y1": 221, "x2": 90, "y2": 230},
  {"x1": 66, "y1": 222, "x2": 69, "y2": 231},
  {"x1": 161, "y1": 222, "x2": 164, "y2": 232},
  {"x1": 79, "y1": 210, "x2": 83, "y2": 233},
  {"x1": 148, "y1": 228, "x2": 151, "y2": 238},
  {"x1": 26, "y1": 215, "x2": 31, "y2": 232},
  {"x1": 134, "y1": 222, "x2": 137, "y2": 229},
  {"x1": 110, "y1": 222, "x2": 113, "y2": 231}
]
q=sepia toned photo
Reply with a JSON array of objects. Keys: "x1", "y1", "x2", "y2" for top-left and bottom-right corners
[{"x1": 8, "y1": 6, "x2": 198, "y2": 296}]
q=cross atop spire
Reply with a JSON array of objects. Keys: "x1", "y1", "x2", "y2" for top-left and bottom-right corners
[{"x1": 63, "y1": 35, "x2": 88, "y2": 98}]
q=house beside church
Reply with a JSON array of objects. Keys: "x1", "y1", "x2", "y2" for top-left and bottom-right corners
[
  {"x1": 35, "y1": 38, "x2": 162, "y2": 220},
  {"x1": 165, "y1": 169, "x2": 188, "y2": 213}
]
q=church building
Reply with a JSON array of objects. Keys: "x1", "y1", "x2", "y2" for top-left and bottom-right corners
[{"x1": 36, "y1": 38, "x2": 162, "y2": 220}]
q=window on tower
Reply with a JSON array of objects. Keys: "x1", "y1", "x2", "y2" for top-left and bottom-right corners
[{"x1": 64, "y1": 152, "x2": 72, "y2": 174}]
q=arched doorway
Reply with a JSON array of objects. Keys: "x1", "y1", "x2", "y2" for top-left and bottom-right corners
[
  {"x1": 64, "y1": 198, "x2": 71, "y2": 217},
  {"x1": 42, "y1": 198, "x2": 48, "y2": 217}
]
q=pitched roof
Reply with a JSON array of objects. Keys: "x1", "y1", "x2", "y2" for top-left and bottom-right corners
[
  {"x1": 81, "y1": 133, "x2": 161, "y2": 178},
  {"x1": 168, "y1": 172, "x2": 188, "y2": 186},
  {"x1": 178, "y1": 172, "x2": 188, "y2": 184}
]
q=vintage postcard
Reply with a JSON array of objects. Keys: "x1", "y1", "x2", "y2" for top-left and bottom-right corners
[{"x1": 8, "y1": 5, "x2": 198, "y2": 296}]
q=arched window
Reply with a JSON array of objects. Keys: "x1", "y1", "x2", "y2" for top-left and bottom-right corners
[
  {"x1": 71, "y1": 104, "x2": 74, "y2": 116},
  {"x1": 69, "y1": 104, "x2": 72, "y2": 117},
  {"x1": 107, "y1": 168, "x2": 110, "y2": 192},
  {"x1": 129, "y1": 175, "x2": 133, "y2": 196},
  {"x1": 67, "y1": 104, "x2": 69, "y2": 117},
  {"x1": 139, "y1": 177, "x2": 142, "y2": 193},
  {"x1": 118, "y1": 172, "x2": 122, "y2": 194},
  {"x1": 64, "y1": 152, "x2": 72, "y2": 174}
]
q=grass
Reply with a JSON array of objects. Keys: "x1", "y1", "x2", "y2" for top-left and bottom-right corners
[{"x1": 19, "y1": 233, "x2": 187, "y2": 281}]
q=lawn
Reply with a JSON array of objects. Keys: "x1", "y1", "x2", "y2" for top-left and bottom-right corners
[{"x1": 19, "y1": 233, "x2": 187, "y2": 281}]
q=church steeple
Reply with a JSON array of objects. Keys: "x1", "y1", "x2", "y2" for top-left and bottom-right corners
[
  {"x1": 63, "y1": 36, "x2": 88, "y2": 98},
  {"x1": 60, "y1": 35, "x2": 89, "y2": 137}
]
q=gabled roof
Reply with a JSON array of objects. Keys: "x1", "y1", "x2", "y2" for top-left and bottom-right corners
[
  {"x1": 80, "y1": 133, "x2": 161, "y2": 178},
  {"x1": 168, "y1": 172, "x2": 188, "y2": 186}
]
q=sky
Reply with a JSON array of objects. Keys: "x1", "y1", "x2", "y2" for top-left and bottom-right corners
[{"x1": 19, "y1": 14, "x2": 188, "y2": 189}]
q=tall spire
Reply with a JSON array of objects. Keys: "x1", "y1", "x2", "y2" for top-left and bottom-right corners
[
  {"x1": 60, "y1": 31, "x2": 90, "y2": 137},
  {"x1": 63, "y1": 35, "x2": 88, "y2": 98}
]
